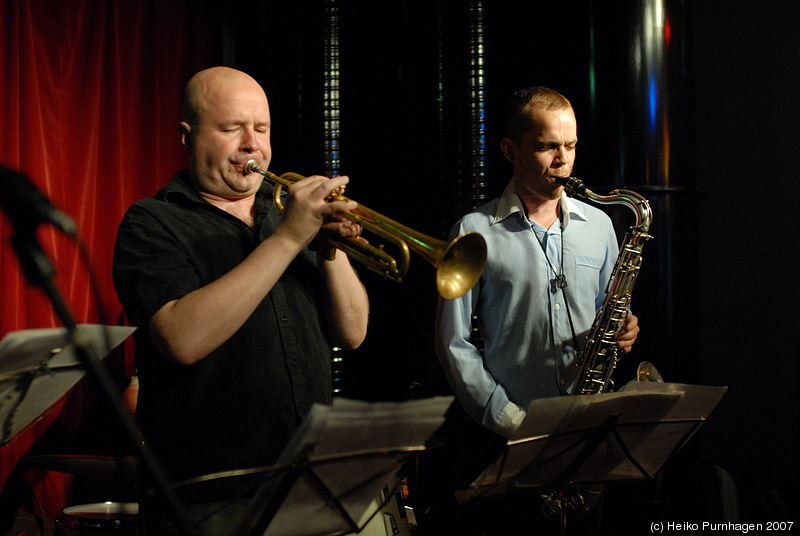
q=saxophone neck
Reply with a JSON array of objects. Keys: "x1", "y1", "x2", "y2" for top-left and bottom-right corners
[
  {"x1": 612, "y1": 189, "x2": 652, "y2": 233},
  {"x1": 556, "y1": 176, "x2": 652, "y2": 233}
]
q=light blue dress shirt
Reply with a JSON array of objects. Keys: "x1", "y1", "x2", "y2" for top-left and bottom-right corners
[{"x1": 435, "y1": 178, "x2": 619, "y2": 434}]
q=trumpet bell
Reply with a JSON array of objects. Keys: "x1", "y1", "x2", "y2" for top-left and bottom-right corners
[
  {"x1": 437, "y1": 232, "x2": 487, "y2": 300},
  {"x1": 243, "y1": 159, "x2": 487, "y2": 299}
]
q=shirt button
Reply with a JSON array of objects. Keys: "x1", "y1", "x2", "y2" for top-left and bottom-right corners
[
  {"x1": 557, "y1": 341, "x2": 564, "y2": 348},
  {"x1": 281, "y1": 316, "x2": 289, "y2": 323},
  {"x1": 554, "y1": 303, "x2": 561, "y2": 310}
]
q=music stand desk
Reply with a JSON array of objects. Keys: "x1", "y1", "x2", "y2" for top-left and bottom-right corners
[
  {"x1": 465, "y1": 382, "x2": 727, "y2": 500},
  {"x1": 0, "y1": 324, "x2": 135, "y2": 446},
  {"x1": 170, "y1": 396, "x2": 454, "y2": 536}
]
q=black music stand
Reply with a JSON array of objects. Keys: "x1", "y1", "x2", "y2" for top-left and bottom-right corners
[
  {"x1": 171, "y1": 396, "x2": 454, "y2": 536},
  {"x1": 461, "y1": 382, "x2": 727, "y2": 535},
  {"x1": 0, "y1": 324, "x2": 135, "y2": 446},
  {"x1": 219, "y1": 446, "x2": 412, "y2": 536}
]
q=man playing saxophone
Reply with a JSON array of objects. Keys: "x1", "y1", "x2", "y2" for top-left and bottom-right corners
[
  {"x1": 424, "y1": 87, "x2": 639, "y2": 534},
  {"x1": 436, "y1": 86, "x2": 639, "y2": 439}
]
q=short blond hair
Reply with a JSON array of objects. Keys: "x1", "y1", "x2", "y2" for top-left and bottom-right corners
[{"x1": 503, "y1": 86, "x2": 573, "y2": 143}]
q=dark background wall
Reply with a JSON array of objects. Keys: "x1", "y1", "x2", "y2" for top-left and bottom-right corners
[
  {"x1": 691, "y1": 0, "x2": 800, "y2": 519},
  {"x1": 226, "y1": 0, "x2": 800, "y2": 521}
]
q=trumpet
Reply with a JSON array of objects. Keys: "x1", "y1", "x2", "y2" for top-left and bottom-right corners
[{"x1": 244, "y1": 160, "x2": 487, "y2": 300}]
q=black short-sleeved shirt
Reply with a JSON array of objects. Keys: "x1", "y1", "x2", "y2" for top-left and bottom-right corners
[{"x1": 112, "y1": 171, "x2": 332, "y2": 492}]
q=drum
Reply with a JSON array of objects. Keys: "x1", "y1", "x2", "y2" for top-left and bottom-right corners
[{"x1": 56, "y1": 502, "x2": 139, "y2": 536}]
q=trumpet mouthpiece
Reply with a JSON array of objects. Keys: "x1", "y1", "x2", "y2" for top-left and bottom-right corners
[{"x1": 244, "y1": 160, "x2": 260, "y2": 174}]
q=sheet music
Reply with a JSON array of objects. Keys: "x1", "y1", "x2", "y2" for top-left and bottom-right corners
[
  {"x1": 468, "y1": 383, "x2": 727, "y2": 496},
  {"x1": 264, "y1": 396, "x2": 453, "y2": 536},
  {"x1": 0, "y1": 324, "x2": 136, "y2": 444}
]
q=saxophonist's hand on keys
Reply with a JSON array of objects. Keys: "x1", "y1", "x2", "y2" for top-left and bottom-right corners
[{"x1": 615, "y1": 314, "x2": 640, "y2": 353}]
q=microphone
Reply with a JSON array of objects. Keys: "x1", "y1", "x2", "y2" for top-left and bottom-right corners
[{"x1": 0, "y1": 166, "x2": 77, "y2": 236}]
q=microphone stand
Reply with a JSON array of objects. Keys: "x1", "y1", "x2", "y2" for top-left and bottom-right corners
[{"x1": 9, "y1": 229, "x2": 194, "y2": 536}]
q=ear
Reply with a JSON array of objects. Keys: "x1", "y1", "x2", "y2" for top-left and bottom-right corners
[
  {"x1": 179, "y1": 122, "x2": 192, "y2": 153},
  {"x1": 500, "y1": 137, "x2": 516, "y2": 163}
]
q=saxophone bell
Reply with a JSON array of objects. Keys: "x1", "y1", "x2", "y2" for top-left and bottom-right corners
[{"x1": 636, "y1": 361, "x2": 663, "y2": 383}]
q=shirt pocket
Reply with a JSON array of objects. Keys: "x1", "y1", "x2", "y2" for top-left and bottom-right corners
[
  {"x1": 574, "y1": 254, "x2": 604, "y2": 271},
  {"x1": 573, "y1": 254, "x2": 605, "y2": 299}
]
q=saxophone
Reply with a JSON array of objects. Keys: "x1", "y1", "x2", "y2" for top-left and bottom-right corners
[
  {"x1": 538, "y1": 177, "x2": 659, "y2": 523},
  {"x1": 556, "y1": 176, "x2": 657, "y2": 395}
]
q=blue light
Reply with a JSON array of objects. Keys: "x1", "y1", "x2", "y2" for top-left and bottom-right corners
[{"x1": 648, "y1": 72, "x2": 658, "y2": 132}]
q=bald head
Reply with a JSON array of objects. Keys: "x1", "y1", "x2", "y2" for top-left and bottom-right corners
[
  {"x1": 181, "y1": 67, "x2": 267, "y2": 129},
  {"x1": 178, "y1": 67, "x2": 272, "y2": 198}
]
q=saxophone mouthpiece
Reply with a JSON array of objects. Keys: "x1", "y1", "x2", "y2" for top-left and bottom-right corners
[{"x1": 555, "y1": 176, "x2": 589, "y2": 198}]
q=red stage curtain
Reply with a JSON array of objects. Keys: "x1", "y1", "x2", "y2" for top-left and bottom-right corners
[{"x1": 0, "y1": 0, "x2": 221, "y2": 511}]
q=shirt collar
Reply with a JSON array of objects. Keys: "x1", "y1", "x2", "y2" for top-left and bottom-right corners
[
  {"x1": 161, "y1": 170, "x2": 204, "y2": 203},
  {"x1": 492, "y1": 177, "x2": 588, "y2": 230}
]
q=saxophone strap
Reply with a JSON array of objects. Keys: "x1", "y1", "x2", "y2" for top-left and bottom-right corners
[{"x1": 533, "y1": 216, "x2": 581, "y2": 395}]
